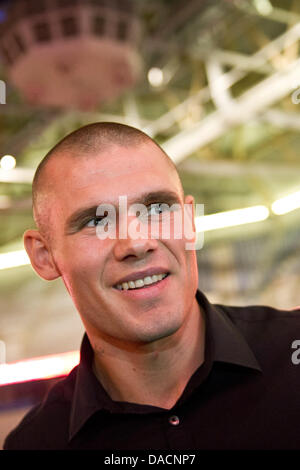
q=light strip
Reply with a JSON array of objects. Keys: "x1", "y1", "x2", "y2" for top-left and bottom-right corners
[
  {"x1": 195, "y1": 205, "x2": 270, "y2": 232},
  {"x1": 0, "y1": 167, "x2": 34, "y2": 183},
  {"x1": 0, "y1": 249, "x2": 30, "y2": 270},
  {"x1": 271, "y1": 190, "x2": 300, "y2": 215},
  {"x1": 0, "y1": 350, "x2": 80, "y2": 386}
]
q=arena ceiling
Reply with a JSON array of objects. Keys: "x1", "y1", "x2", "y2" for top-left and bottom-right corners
[{"x1": 0, "y1": 0, "x2": 300, "y2": 253}]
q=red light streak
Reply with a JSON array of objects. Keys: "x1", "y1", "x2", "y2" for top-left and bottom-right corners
[{"x1": 0, "y1": 351, "x2": 80, "y2": 386}]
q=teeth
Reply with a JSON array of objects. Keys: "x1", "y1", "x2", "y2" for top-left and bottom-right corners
[
  {"x1": 135, "y1": 279, "x2": 144, "y2": 288},
  {"x1": 117, "y1": 273, "x2": 168, "y2": 291}
]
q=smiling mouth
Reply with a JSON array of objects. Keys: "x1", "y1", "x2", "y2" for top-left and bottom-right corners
[{"x1": 114, "y1": 273, "x2": 169, "y2": 291}]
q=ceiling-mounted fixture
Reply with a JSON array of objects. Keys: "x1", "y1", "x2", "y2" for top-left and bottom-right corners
[{"x1": 0, "y1": 0, "x2": 141, "y2": 110}]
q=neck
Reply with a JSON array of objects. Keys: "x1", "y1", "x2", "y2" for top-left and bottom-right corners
[{"x1": 92, "y1": 299, "x2": 205, "y2": 410}]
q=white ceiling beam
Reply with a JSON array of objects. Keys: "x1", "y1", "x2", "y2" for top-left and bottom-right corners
[
  {"x1": 212, "y1": 49, "x2": 274, "y2": 74},
  {"x1": 260, "y1": 109, "x2": 300, "y2": 130},
  {"x1": 122, "y1": 94, "x2": 143, "y2": 129},
  {"x1": 0, "y1": 168, "x2": 34, "y2": 183},
  {"x1": 206, "y1": 56, "x2": 300, "y2": 132},
  {"x1": 143, "y1": 22, "x2": 300, "y2": 138},
  {"x1": 179, "y1": 157, "x2": 300, "y2": 177},
  {"x1": 162, "y1": 58, "x2": 300, "y2": 164},
  {"x1": 205, "y1": 57, "x2": 237, "y2": 119},
  {"x1": 238, "y1": 1, "x2": 300, "y2": 25}
]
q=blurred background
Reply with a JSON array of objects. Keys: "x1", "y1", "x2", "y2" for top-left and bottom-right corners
[{"x1": 0, "y1": 0, "x2": 300, "y2": 448}]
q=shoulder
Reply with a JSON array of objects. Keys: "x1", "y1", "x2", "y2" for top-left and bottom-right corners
[
  {"x1": 214, "y1": 302, "x2": 300, "y2": 367},
  {"x1": 3, "y1": 366, "x2": 78, "y2": 450},
  {"x1": 215, "y1": 302, "x2": 300, "y2": 323},
  {"x1": 215, "y1": 302, "x2": 300, "y2": 335}
]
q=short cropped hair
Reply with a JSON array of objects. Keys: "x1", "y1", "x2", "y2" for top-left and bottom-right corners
[{"x1": 32, "y1": 122, "x2": 184, "y2": 244}]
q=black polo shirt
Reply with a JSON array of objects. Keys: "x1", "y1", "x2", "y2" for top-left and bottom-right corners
[{"x1": 4, "y1": 290, "x2": 300, "y2": 450}]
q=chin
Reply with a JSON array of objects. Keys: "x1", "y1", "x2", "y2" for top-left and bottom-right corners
[{"x1": 137, "y1": 316, "x2": 183, "y2": 344}]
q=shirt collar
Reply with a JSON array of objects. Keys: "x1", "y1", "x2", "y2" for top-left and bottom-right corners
[
  {"x1": 69, "y1": 289, "x2": 261, "y2": 441},
  {"x1": 68, "y1": 333, "x2": 114, "y2": 442},
  {"x1": 196, "y1": 290, "x2": 262, "y2": 372}
]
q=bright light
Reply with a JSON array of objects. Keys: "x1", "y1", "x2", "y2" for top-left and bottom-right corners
[
  {"x1": 148, "y1": 67, "x2": 164, "y2": 87},
  {"x1": 253, "y1": 0, "x2": 273, "y2": 15},
  {"x1": 0, "y1": 249, "x2": 30, "y2": 270},
  {"x1": 271, "y1": 190, "x2": 300, "y2": 215},
  {"x1": 0, "y1": 351, "x2": 80, "y2": 386},
  {"x1": 196, "y1": 205, "x2": 270, "y2": 232},
  {"x1": 0, "y1": 155, "x2": 16, "y2": 171}
]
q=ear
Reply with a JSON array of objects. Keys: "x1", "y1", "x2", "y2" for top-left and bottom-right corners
[
  {"x1": 183, "y1": 194, "x2": 196, "y2": 239},
  {"x1": 23, "y1": 229, "x2": 61, "y2": 281}
]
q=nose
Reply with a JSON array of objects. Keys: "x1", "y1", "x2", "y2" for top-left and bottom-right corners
[
  {"x1": 113, "y1": 235, "x2": 159, "y2": 261},
  {"x1": 113, "y1": 214, "x2": 159, "y2": 261}
]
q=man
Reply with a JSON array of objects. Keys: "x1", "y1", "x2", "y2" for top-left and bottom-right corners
[{"x1": 4, "y1": 122, "x2": 300, "y2": 450}]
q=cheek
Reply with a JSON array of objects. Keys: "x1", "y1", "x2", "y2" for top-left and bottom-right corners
[
  {"x1": 159, "y1": 209, "x2": 195, "y2": 247},
  {"x1": 57, "y1": 237, "x2": 106, "y2": 282},
  {"x1": 173, "y1": 238, "x2": 198, "y2": 278}
]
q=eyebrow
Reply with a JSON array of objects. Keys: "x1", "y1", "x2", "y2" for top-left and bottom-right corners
[{"x1": 64, "y1": 190, "x2": 182, "y2": 235}]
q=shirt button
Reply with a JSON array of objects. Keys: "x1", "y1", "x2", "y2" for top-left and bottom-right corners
[{"x1": 169, "y1": 415, "x2": 180, "y2": 426}]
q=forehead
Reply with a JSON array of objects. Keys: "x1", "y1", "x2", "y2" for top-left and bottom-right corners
[{"x1": 44, "y1": 142, "x2": 181, "y2": 212}]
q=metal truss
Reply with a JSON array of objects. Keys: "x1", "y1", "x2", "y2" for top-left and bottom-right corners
[{"x1": 142, "y1": 21, "x2": 300, "y2": 164}]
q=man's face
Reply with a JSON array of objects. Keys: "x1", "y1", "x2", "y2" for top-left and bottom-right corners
[{"x1": 45, "y1": 142, "x2": 199, "y2": 348}]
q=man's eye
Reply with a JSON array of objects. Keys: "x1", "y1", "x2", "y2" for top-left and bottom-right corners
[
  {"x1": 147, "y1": 203, "x2": 169, "y2": 216},
  {"x1": 85, "y1": 217, "x2": 106, "y2": 228}
]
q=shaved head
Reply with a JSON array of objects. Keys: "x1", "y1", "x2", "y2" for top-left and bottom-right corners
[
  {"x1": 32, "y1": 122, "x2": 183, "y2": 245},
  {"x1": 24, "y1": 121, "x2": 199, "y2": 357}
]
